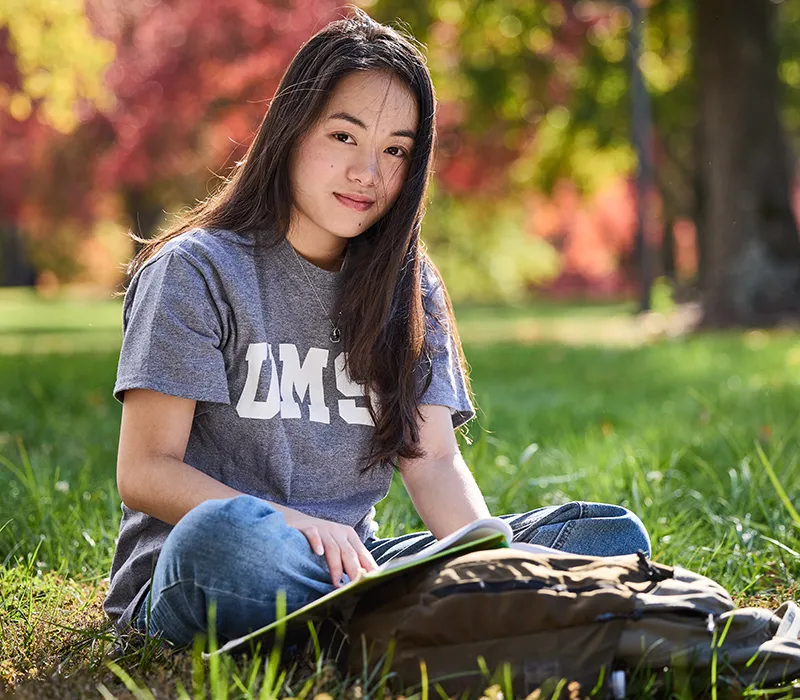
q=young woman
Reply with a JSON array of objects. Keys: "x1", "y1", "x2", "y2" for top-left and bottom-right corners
[{"x1": 103, "y1": 7, "x2": 650, "y2": 649}]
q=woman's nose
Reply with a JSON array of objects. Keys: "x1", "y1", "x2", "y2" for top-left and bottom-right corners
[{"x1": 349, "y1": 150, "x2": 379, "y2": 186}]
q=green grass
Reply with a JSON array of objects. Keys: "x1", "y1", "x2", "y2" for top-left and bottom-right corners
[
  {"x1": 1, "y1": 291, "x2": 799, "y2": 697},
  {"x1": 0, "y1": 287, "x2": 122, "y2": 355}
]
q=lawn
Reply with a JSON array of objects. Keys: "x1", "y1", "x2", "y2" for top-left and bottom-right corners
[{"x1": 1, "y1": 289, "x2": 799, "y2": 698}]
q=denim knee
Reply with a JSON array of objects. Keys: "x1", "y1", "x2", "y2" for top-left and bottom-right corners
[
  {"x1": 532, "y1": 501, "x2": 652, "y2": 558},
  {"x1": 156, "y1": 495, "x2": 283, "y2": 587},
  {"x1": 583, "y1": 503, "x2": 651, "y2": 558},
  {"x1": 140, "y1": 495, "x2": 320, "y2": 646},
  {"x1": 621, "y1": 507, "x2": 651, "y2": 558}
]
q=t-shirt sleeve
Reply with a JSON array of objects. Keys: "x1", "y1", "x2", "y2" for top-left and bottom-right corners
[
  {"x1": 417, "y1": 262, "x2": 475, "y2": 429},
  {"x1": 113, "y1": 250, "x2": 230, "y2": 405}
]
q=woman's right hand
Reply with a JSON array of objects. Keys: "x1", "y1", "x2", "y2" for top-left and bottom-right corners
[{"x1": 283, "y1": 511, "x2": 379, "y2": 588}]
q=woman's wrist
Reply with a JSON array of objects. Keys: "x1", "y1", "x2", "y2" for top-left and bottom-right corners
[{"x1": 265, "y1": 499, "x2": 305, "y2": 526}]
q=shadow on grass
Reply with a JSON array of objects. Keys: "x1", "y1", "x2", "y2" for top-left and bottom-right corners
[{"x1": 1, "y1": 330, "x2": 800, "y2": 697}]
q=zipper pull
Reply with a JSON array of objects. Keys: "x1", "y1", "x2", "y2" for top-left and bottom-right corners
[
  {"x1": 595, "y1": 609, "x2": 642, "y2": 623},
  {"x1": 636, "y1": 550, "x2": 670, "y2": 582}
]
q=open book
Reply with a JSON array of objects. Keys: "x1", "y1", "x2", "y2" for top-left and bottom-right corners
[{"x1": 204, "y1": 517, "x2": 560, "y2": 658}]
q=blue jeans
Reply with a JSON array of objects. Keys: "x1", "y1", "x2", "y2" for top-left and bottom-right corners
[{"x1": 133, "y1": 495, "x2": 650, "y2": 648}]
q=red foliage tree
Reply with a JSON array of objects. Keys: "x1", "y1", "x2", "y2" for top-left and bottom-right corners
[{"x1": 6, "y1": 0, "x2": 342, "y2": 283}]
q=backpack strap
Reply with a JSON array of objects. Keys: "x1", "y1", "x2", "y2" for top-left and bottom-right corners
[{"x1": 775, "y1": 601, "x2": 800, "y2": 639}]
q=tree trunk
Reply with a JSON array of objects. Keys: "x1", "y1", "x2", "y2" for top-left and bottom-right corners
[
  {"x1": 692, "y1": 118, "x2": 707, "y2": 292},
  {"x1": 696, "y1": 0, "x2": 800, "y2": 326},
  {"x1": 0, "y1": 223, "x2": 36, "y2": 287},
  {"x1": 662, "y1": 214, "x2": 676, "y2": 283}
]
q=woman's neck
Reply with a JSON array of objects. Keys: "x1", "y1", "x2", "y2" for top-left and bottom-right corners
[{"x1": 285, "y1": 227, "x2": 347, "y2": 272}]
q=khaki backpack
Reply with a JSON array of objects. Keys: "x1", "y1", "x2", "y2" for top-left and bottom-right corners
[{"x1": 342, "y1": 547, "x2": 800, "y2": 697}]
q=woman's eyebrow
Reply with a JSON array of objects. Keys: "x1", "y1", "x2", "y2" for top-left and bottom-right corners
[{"x1": 327, "y1": 111, "x2": 416, "y2": 140}]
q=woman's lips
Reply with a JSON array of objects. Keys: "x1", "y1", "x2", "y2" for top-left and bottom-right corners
[{"x1": 334, "y1": 193, "x2": 374, "y2": 212}]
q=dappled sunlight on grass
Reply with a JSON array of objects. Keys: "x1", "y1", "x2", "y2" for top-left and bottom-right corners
[
  {"x1": 1, "y1": 296, "x2": 799, "y2": 696},
  {"x1": 0, "y1": 287, "x2": 123, "y2": 355},
  {"x1": 0, "y1": 288, "x2": 696, "y2": 355},
  {"x1": 456, "y1": 301, "x2": 701, "y2": 347},
  {"x1": 0, "y1": 288, "x2": 122, "y2": 333}
]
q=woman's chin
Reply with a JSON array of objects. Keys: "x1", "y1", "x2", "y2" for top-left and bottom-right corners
[{"x1": 328, "y1": 225, "x2": 372, "y2": 240}]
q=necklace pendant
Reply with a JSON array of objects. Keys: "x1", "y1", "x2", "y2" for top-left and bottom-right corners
[{"x1": 330, "y1": 326, "x2": 341, "y2": 343}]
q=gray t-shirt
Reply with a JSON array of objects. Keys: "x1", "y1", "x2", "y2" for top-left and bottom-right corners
[{"x1": 103, "y1": 227, "x2": 474, "y2": 632}]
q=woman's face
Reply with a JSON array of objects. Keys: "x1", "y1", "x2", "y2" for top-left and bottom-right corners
[{"x1": 288, "y1": 69, "x2": 419, "y2": 249}]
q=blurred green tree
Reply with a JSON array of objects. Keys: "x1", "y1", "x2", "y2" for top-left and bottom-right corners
[
  {"x1": 422, "y1": 183, "x2": 561, "y2": 303},
  {"x1": 368, "y1": 0, "x2": 800, "y2": 324}
]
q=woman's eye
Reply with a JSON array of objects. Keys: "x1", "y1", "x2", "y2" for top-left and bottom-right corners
[{"x1": 333, "y1": 133, "x2": 406, "y2": 158}]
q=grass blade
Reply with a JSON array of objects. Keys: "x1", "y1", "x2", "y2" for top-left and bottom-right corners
[{"x1": 755, "y1": 443, "x2": 800, "y2": 527}]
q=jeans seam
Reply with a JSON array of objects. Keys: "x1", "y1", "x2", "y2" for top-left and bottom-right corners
[
  {"x1": 176, "y1": 579, "x2": 207, "y2": 632},
  {"x1": 145, "y1": 578, "x2": 206, "y2": 634},
  {"x1": 550, "y1": 517, "x2": 577, "y2": 550},
  {"x1": 206, "y1": 581, "x2": 318, "y2": 606},
  {"x1": 552, "y1": 501, "x2": 586, "y2": 550},
  {"x1": 152, "y1": 584, "x2": 202, "y2": 644},
  {"x1": 156, "y1": 577, "x2": 318, "y2": 615},
  {"x1": 136, "y1": 588, "x2": 190, "y2": 642},
  {"x1": 513, "y1": 501, "x2": 576, "y2": 543},
  {"x1": 149, "y1": 577, "x2": 321, "y2": 645}
]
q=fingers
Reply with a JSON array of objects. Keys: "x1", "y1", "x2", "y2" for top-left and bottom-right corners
[
  {"x1": 300, "y1": 520, "x2": 379, "y2": 588},
  {"x1": 305, "y1": 526, "x2": 324, "y2": 557},
  {"x1": 349, "y1": 532, "x2": 379, "y2": 573},
  {"x1": 321, "y1": 533, "x2": 344, "y2": 587},
  {"x1": 339, "y1": 537, "x2": 363, "y2": 585},
  {"x1": 320, "y1": 529, "x2": 377, "y2": 587}
]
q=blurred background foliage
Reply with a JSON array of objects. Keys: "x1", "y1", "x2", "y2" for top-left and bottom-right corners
[
  {"x1": 0, "y1": 0, "x2": 799, "y2": 323},
  {"x1": 0, "y1": 0, "x2": 115, "y2": 131},
  {"x1": 422, "y1": 185, "x2": 562, "y2": 303}
]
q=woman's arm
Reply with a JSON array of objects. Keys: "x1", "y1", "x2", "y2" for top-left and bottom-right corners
[
  {"x1": 396, "y1": 404, "x2": 491, "y2": 540},
  {"x1": 117, "y1": 388, "x2": 301, "y2": 526},
  {"x1": 118, "y1": 388, "x2": 377, "y2": 584}
]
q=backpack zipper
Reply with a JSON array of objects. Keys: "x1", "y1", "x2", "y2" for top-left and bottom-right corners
[
  {"x1": 428, "y1": 581, "x2": 719, "y2": 629},
  {"x1": 429, "y1": 579, "x2": 607, "y2": 598},
  {"x1": 595, "y1": 608, "x2": 717, "y2": 624},
  {"x1": 428, "y1": 552, "x2": 672, "y2": 603}
]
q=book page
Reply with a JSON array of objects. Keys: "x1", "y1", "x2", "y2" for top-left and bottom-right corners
[
  {"x1": 508, "y1": 541, "x2": 564, "y2": 555},
  {"x1": 205, "y1": 517, "x2": 512, "y2": 658},
  {"x1": 375, "y1": 517, "x2": 513, "y2": 574}
]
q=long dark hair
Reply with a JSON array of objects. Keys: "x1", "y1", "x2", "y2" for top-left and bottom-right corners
[{"x1": 126, "y1": 6, "x2": 472, "y2": 472}]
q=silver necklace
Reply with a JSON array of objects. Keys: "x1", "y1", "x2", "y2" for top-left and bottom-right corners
[{"x1": 288, "y1": 242, "x2": 345, "y2": 343}]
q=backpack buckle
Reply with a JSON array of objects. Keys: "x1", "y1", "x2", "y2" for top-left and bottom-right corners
[{"x1": 636, "y1": 549, "x2": 670, "y2": 582}]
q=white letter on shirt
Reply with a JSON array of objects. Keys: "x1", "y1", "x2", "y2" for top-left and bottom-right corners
[
  {"x1": 236, "y1": 342, "x2": 280, "y2": 419},
  {"x1": 334, "y1": 352, "x2": 374, "y2": 426},
  {"x1": 279, "y1": 344, "x2": 330, "y2": 423}
]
